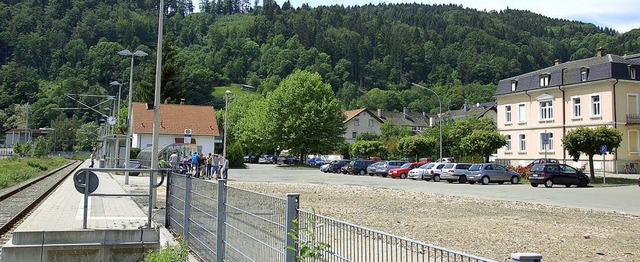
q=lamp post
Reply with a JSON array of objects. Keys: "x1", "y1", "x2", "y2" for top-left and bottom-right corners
[
  {"x1": 109, "y1": 81, "x2": 123, "y2": 125},
  {"x1": 117, "y1": 49, "x2": 148, "y2": 185},
  {"x1": 223, "y1": 90, "x2": 231, "y2": 159},
  {"x1": 150, "y1": 0, "x2": 165, "y2": 208},
  {"x1": 412, "y1": 83, "x2": 442, "y2": 161}
]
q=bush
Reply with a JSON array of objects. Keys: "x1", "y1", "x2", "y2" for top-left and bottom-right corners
[
  {"x1": 227, "y1": 141, "x2": 244, "y2": 168},
  {"x1": 145, "y1": 243, "x2": 188, "y2": 262},
  {"x1": 131, "y1": 147, "x2": 141, "y2": 159},
  {"x1": 33, "y1": 136, "x2": 51, "y2": 157},
  {"x1": 509, "y1": 165, "x2": 532, "y2": 179}
]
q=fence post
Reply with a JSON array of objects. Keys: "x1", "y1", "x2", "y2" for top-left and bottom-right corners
[
  {"x1": 183, "y1": 174, "x2": 192, "y2": 245},
  {"x1": 216, "y1": 179, "x2": 227, "y2": 262},
  {"x1": 164, "y1": 172, "x2": 171, "y2": 229},
  {"x1": 285, "y1": 193, "x2": 300, "y2": 262}
]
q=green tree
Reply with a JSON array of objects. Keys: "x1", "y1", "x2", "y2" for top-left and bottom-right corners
[
  {"x1": 265, "y1": 70, "x2": 345, "y2": 159},
  {"x1": 562, "y1": 126, "x2": 622, "y2": 180},
  {"x1": 74, "y1": 122, "x2": 99, "y2": 151},
  {"x1": 397, "y1": 136, "x2": 435, "y2": 161},
  {"x1": 460, "y1": 130, "x2": 506, "y2": 163},
  {"x1": 138, "y1": 37, "x2": 185, "y2": 104},
  {"x1": 351, "y1": 140, "x2": 387, "y2": 159},
  {"x1": 50, "y1": 114, "x2": 82, "y2": 151},
  {"x1": 355, "y1": 132, "x2": 380, "y2": 142},
  {"x1": 33, "y1": 136, "x2": 51, "y2": 157},
  {"x1": 227, "y1": 140, "x2": 245, "y2": 168}
]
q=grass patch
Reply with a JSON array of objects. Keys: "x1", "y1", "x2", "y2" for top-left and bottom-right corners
[
  {"x1": 589, "y1": 176, "x2": 638, "y2": 186},
  {"x1": 0, "y1": 157, "x2": 66, "y2": 190}
]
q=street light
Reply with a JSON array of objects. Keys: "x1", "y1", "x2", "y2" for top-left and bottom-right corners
[
  {"x1": 412, "y1": 83, "x2": 442, "y2": 161},
  {"x1": 117, "y1": 49, "x2": 148, "y2": 185},
  {"x1": 223, "y1": 90, "x2": 231, "y2": 159},
  {"x1": 109, "y1": 81, "x2": 123, "y2": 126}
]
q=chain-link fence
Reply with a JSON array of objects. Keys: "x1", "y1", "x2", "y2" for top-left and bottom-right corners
[{"x1": 166, "y1": 172, "x2": 495, "y2": 262}]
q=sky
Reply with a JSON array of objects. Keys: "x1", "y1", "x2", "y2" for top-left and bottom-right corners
[{"x1": 215, "y1": 0, "x2": 640, "y2": 33}]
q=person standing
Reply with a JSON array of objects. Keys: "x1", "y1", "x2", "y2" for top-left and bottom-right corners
[
  {"x1": 212, "y1": 154, "x2": 220, "y2": 179},
  {"x1": 169, "y1": 151, "x2": 179, "y2": 170},
  {"x1": 89, "y1": 152, "x2": 95, "y2": 168},
  {"x1": 206, "y1": 153, "x2": 213, "y2": 179},
  {"x1": 221, "y1": 156, "x2": 229, "y2": 179},
  {"x1": 191, "y1": 152, "x2": 199, "y2": 177}
]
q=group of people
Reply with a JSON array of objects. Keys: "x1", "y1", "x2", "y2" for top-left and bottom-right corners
[{"x1": 168, "y1": 151, "x2": 229, "y2": 179}]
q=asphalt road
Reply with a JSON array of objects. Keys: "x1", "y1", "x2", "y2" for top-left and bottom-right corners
[{"x1": 229, "y1": 163, "x2": 640, "y2": 216}]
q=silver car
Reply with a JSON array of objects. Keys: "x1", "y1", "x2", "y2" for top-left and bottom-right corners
[
  {"x1": 423, "y1": 163, "x2": 447, "y2": 182},
  {"x1": 440, "y1": 163, "x2": 473, "y2": 183},
  {"x1": 408, "y1": 163, "x2": 434, "y2": 180},
  {"x1": 466, "y1": 163, "x2": 521, "y2": 185}
]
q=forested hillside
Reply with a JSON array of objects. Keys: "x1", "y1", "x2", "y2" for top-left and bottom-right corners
[{"x1": 1, "y1": 0, "x2": 639, "y2": 135}]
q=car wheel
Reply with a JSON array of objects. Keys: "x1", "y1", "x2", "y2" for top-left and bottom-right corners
[
  {"x1": 544, "y1": 179, "x2": 554, "y2": 188},
  {"x1": 433, "y1": 175, "x2": 441, "y2": 182},
  {"x1": 447, "y1": 180, "x2": 454, "y2": 183},
  {"x1": 565, "y1": 184, "x2": 572, "y2": 188},
  {"x1": 382, "y1": 173, "x2": 388, "y2": 177},
  {"x1": 369, "y1": 172, "x2": 374, "y2": 176},
  {"x1": 458, "y1": 176, "x2": 467, "y2": 184},
  {"x1": 400, "y1": 173, "x2": 407, "y2": 179},
  {"x1": 360, "y1": 170, "x2": 366, "y2": 176},
  {"x1": 578, "y1": 178, "x2": 589, "y2": 187},
  {"x1": 531, "y1": 183, "x2": 539, "y2": 187},
  {"x1": 481, "y1": 176, "x2": 490, "y2": 185},
  {"x1": 510, "y1": 176, "x2": 520, "y2": 184}
]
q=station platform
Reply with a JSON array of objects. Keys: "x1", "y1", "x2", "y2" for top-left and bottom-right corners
[{"x1": 0, "y1": 160, "x2": 176, "y2": 262}]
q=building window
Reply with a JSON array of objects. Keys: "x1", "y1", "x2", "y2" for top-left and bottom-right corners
[
  {"x1": 540, "y1": 132, "x2": 553, "y2": 151},
  {"x1": 505, "y1": 135, "x2": 512, "y2": 152},
  {"x1": 629, "y1": 130, "x2": 639, "y2": 154},
  {"x1": 591, "y1": 95, "x2": 601, "y2": 116},
  {"x1": 518, "y1": 104, "x2": 526, "y2": 122},
  {"x1": 511, "y1": 81, "x2": 517, "y2": 92},
  {"x1": 539, "y1": 100, "x2": 553, "y2": 120},
  {"x1": 505, "y1": 105, "x2": 512, "y2": 123},
  {"x1": 351, "y1": 132, "x2": 357, "y2": 138},
  {"x1": 539, "y1": 74, "x2": 550, "y2": 87},
  {"x1": 572, "y1": 96, "x2": 582, "y2": 118},
  {"x1": 630, "y1": 67, "x2": 637, "y2": 80},
  {"x1": 519, "y1": 134, "x2": 526, "y2": 151},
  {"x1": 354, "y1": 119, "x2": 359, "y2": 126},
  {"x1": 368, "y1": 119, "x2": 374, "y2": 127},
  {"x1": 580, "y1": 68, "x2": 589, "y2": 82}
]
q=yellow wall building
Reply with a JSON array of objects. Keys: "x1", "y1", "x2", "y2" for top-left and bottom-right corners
[{"x1": 495, "y1": 48, "x2": 640, "y2": 173}]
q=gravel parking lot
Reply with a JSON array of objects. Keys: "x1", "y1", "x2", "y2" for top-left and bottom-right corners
[{"x1": 224, "y1": 164, "x2": 640, "y2": 262}]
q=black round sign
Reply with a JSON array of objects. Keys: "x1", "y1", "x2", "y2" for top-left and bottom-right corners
[{"x1": 74, "y1": 171, "x2": 99, "y2": 194}]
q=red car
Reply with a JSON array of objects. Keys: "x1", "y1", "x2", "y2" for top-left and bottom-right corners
[{"x1": 388, "y1": 162, "x2": 427, "y2": 179}]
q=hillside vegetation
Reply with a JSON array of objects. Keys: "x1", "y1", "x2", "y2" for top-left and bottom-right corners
[{"x1": 1, "y1": 0, "x2": 639, "y2": 151}]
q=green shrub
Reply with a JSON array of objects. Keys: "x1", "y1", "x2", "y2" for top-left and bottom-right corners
[
  {"x1": 145, "y1": 243, "x2": 188, "y2": 262},
  {"x1": 131, "y1": 147, "x2": 141, "y2": 159},
  {"x1": 27, "y1": 161, "x2": 48, "y2": 171}
]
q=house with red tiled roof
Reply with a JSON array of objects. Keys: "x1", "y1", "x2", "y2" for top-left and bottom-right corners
[
  {"x1": 343, "y1": 108, "x2": 384, "y2": 144},
  {"x1": 131, "y1": 102, "x2": 220, "y2": 154}
]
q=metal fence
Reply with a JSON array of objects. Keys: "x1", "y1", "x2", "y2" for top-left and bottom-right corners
[{"x1": 166, "y1": 172, "x2": 495, "y2": 262}]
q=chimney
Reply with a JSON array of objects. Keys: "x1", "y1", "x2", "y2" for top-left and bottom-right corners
[
  {"x1": 555, "y1": 59, "x2": 562, "y2": 65},
  {"x1": 377, "y1": 109, "x2": 382, "y2": 118},
  {"x1": 429, "y1": 117, "x2": 433, "y2": 127},
  {"x1": 180, "y1": 98, "x2": 185, "y2": 105},
  {"x1": 422, "y1": 111, "x2": 426, "y2": 118},
  {"x1": 476, "y1": 102, "x2": 480, "y2": 107},
  {"x1": 597, "y1": 47, "x2": 605, "y2": 57},
  {"x1": 403, "y1": 107, "x2": 408, "y2": 118}
]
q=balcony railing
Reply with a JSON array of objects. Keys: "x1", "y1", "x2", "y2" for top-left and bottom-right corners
[{"x1": 627, "y1": 114, "x2": 640, "y2": 125}]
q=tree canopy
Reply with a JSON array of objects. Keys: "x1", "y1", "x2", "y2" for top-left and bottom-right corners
[{"x1": 562, "y1": 126, "x2": 622, "y2": 180}]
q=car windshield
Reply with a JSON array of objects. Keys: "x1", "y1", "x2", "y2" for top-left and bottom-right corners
[
  {"x1": 420, "y1": 163, "x2": 435, "y2": 169},
  {"x1": 400, "y1": 163, "x2": 411, "y2": 168},
  {"x1": 469, "y1": 164, "x2": 482, "y2": 171},
  {"x1": 531, "y1": 164, "x2": 546, "y2": 172},
  {"x1": 443, "y1": 163, "x2": 455, "y2": 168}
]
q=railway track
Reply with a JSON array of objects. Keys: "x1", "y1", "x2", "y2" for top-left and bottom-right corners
[{"x1": 0, "y1": 160, "x2": 81, "y2": 248}]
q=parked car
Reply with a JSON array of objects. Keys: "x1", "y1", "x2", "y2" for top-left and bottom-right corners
[
  {"x1": 436, "y1": 157, "x2": 456, "y2": 163},
  {"x1": 278, "y1": 156, "x2": 300, "y2": 165},
  {"x1": 467, "y1": 163, "x2": 521, "y2": 185},
  {"x1": 259, "y1": 155, "x2": 276, "y2": 164},
  {"x1": 526, "y1": 158, "x2": 559, "y2": 168},
  {"x1": 529, "y1": 163, "x2": 589, "y2": 188},
  {"x1": 423, "y1": 163, "x2": 447, "y2": 181},
  {"x1": 329, "y1": 159, "x2": 351, "y2": 173},
  {"x1": 408, "y1": 163, "x2": 435, "y2": 180},
  {"x1": 345, "y1": 160, "x2": 374, "y2": 175},
  {"x1": 388, "y1": 162, "x2": 427, "y2": 179},
  {"x1": 308, "y1": 157, "x2": 325, "y2": 166},
  {"x1": 375, "y1": 160, "x2": 408, "y2": 177},
  {"x1": 440, "y1": 163, "x2": 473, "y2": 183},
  {"x1": 320, "y1": 163, "x2": 332, "y2": 173},
  {"x1": 367, "y1": 162, "x2": 385, "y2": 176}
]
